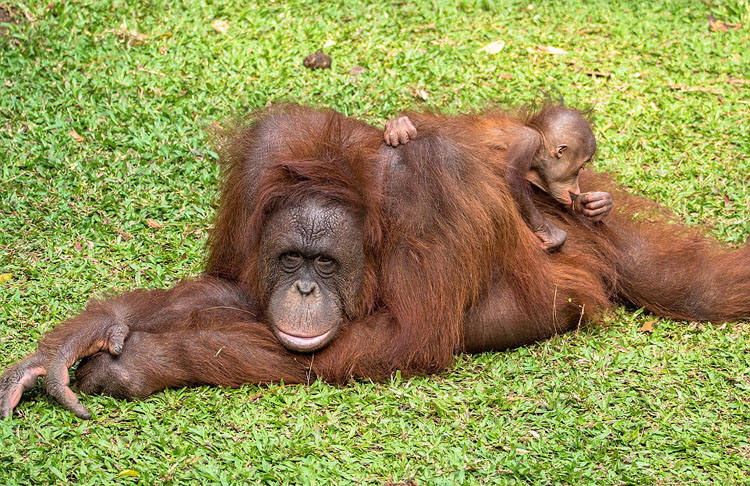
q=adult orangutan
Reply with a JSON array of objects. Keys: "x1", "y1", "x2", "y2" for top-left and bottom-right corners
[{"x1": 1, "y1": 104, "x2": 748, "y2": 419}]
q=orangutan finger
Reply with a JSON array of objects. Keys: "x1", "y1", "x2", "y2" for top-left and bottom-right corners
[
  {"x1": 2, "y1": 370, "x2": 41, "y2": 416},
  {"x1": 0, "y1": 357, "x2": 46, "y2": 418},
  {"x1": 405, "y1": 119, "x2": 417, "y2": 139},
  {"x1": 388, "y1": 130, "x2": 400, "y2": 147},
  {"x1": 107, "y1": 324, "x2": 129, "y2": 356},
  {"x1": 579, "y1": 192, "x2": 609, "y2": 204},
  {"x1": 384, "y1": 125, "x2": 396, "y2": 146},
  {"x1": 583, "y1": 206, "x2": 610, "y2": 215},
  {"x1": 383, "y1": 125, "x2": 392, "y2": 146},
  {"x1": 397, "y1": 129, "x2": 410, "y2": 145},
  {"x1": 45, "y1": 359, "x2": 91, "y2": 420},
  {"x1": 583, "y1": 199, "x2": 610, "y2": 210},
  {"x1": 583, "y1": 207, "x2": 611, "y2": 219}
]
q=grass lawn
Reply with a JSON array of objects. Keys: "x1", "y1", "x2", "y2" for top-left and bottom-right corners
[{"x1": 1, "y1": 0, "x2": 748, "y2": 483}]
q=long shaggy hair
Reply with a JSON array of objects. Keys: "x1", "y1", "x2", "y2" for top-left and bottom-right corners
[{"x1": 206, "y1": 103, "x2": 749, "y2": 382}]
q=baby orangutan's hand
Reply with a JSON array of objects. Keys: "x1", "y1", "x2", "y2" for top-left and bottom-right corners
[
  {"x1": 574, "y1": 191, "x2": 613, "y2": 222},
  {"x1": 384, "y1": 116, "x2": 417, "y2": 147}
]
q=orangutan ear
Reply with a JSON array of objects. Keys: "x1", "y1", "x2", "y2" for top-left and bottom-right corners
[
  {"x1": 525, "y1": 169, "x2": 547, "y2": 192},
  {"x1": 555, "y1": 144, "x2": 568, "y2": 158}
]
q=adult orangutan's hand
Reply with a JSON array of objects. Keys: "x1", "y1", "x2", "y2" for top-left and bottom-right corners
[{"x1": 0, "y1": 319, "x2": 129, "y2": 419}]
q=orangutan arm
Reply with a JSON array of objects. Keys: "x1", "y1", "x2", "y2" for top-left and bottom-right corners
[
  {"x1": 73, "y1": 324, "x2": 310, "y2": 398},
  {"x1": 1, "y1": 290, "x2": 444, "y2": 419},
  {"x1": 72, "y1": 311, "x2": 409, "y2": 399},
  {"x1": 0, "y1": 278, "x2": 261, "y2": 419}
]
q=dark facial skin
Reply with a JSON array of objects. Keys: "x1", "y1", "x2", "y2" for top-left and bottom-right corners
[
  {"x1": 258, "y1": 199, "x2": 364, "y2": 353},
  {"x1": 527, "y1": 110, "x2": 593, "y2": 201}
]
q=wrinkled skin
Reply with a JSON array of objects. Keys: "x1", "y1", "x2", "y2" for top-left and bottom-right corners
[
  {"x1": 258, "y1": 199, "x2": 364, "y2": 352},
  {"x1": 0, "y1": 198, "x2": 365, "y2": 418},
  {"x1": 523, "y1": 108, "x2": 612, "y2": 223},
  {"x1": 531, "y1": 219, "x2": 568, "y2": 252},
  {"x1": 571, "y1": 191, "x2": 614, "y2": 222},
  {"x1": 0, "y1": 320, "x2": 129, "y2": 419},
  {"x1": 384, "y1": 116, "x2": 417, "y2": 147}
]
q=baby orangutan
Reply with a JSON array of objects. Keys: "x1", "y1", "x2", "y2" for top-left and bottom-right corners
[{"x1": 384, "y1": 107, "x2": 613, "y2": 251}]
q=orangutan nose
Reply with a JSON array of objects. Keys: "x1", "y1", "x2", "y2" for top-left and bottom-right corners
[{"x1": 295, "y1": 279, "x2": 317, "y2": 296}]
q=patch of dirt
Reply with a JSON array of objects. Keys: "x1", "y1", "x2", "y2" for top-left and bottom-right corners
[{"x1": 0, "y1": 5, "x2": 21, "y2": 37}]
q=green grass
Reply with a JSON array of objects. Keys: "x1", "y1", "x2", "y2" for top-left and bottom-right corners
[{"x1": 1, "y1": 0, "x2": 748, "y2": 483}]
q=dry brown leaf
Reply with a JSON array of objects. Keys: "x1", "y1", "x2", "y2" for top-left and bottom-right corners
[
  {"x1": 74, "y1": 240, "x2": 82, "y2": 252},
  {"x1": 116, "y1": 227, "x2": 133, "y2": 240},
  {"x1": 536, "y1": 45, "x2": 568, "y2": 55},
  {"x1": 211, "y1": 19, "x2": 229, "y2": 34},
  {"x1": 413, "y1": 23, "x2": 436, "y2": 32},
  {"x1": 69, "y1": 129, "x2": 85, "y2": 143},
  {"x1": 146, "y1": 219, "x2": 163, "y2": 229},
  {"x1": 129, "y1": 32, "x2": 146, "y2": 44},
  {"x1": 519, "y1": 430, "x2": 541, "y2": 441},
  {"x1": 137, "y1": 66, "x2": 167, "y2": 77},
  {"x1": 117, "y1": 22, "x2": 146, "y2": 45},
  {"x1": 668, "y1": 82, "x2": 722, "y2": 94},
  {"x1": 349, "y1": 65, "x2": 365, "y2": 76},
  {"x1": 726, "y1": 78, "x2": 748, "y2": 86},
  {"x1": 707, "y1": 14, "x2": 742, "y2": 32},
  {"x1": 0, "y1": 5, "x2": 19, "y2": 25},
  {"x1": 640, "y1": 320, "x2": 655, "y2": 333},
  {"x1": 479, "y1": 40, "x2": 506, "y2": 54},
  {"x1": 498, "y1": 73, "x2": 513, "y2": 80},
  {"x1": 412, "y1": 88, "x2": 429, "y2": 101}
]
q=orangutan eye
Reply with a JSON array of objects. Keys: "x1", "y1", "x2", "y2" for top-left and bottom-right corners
[
  {"x1": 314, "y1": 255, "x2": 337, "y2": 276},
  {"x1": 280, "y1": 252, "x2": 303, "y2": 271}
]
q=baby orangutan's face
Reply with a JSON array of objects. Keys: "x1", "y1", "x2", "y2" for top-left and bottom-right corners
[{"x1": 526, "y1": 120, "x2": 596, "y2": 206}]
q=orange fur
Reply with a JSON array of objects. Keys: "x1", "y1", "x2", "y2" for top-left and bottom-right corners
[{"x1": 3, "y1": 104, "x2": 746, "y2": 407}]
